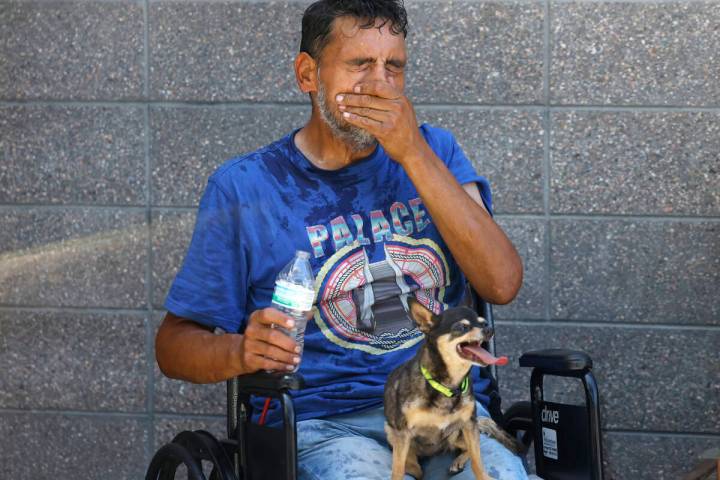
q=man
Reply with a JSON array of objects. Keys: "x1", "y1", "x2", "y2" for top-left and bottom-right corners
[{"x1": 156, "y1": 0, "x2": 527, "y2": 478}]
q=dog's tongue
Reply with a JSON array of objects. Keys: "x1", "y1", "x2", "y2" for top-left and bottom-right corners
[{"x1": 461, "y1": 344, "x2": 509, "y2": 366}]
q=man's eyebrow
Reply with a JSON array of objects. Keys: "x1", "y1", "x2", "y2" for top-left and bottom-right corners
[{"x1": 386, "y1": 58, "x2": 407, "y2": 68}]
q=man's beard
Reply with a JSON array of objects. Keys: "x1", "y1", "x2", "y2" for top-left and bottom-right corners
[{"x1": 316, "y1": 80, "x2": 377, "y2": 152}]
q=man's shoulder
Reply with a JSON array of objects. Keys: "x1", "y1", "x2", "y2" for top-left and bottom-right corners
[
  {"x1": 208, "y1": 132, "x2": 294, "y2": 191},
  {"x1": 419, "y1": 122, "x2": 460, "y2": 146},
  {"x1": 418, "y1": 123, "x2": 459, "y2": 160}
]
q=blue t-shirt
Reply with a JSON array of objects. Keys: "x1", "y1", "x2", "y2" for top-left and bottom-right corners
[{"x1": 164, "y1": 123, "x2": 495, "y2": 422}]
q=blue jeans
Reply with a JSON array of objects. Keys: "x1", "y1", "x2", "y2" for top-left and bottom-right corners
[{"x1": 297, "y1": 402, "x2": 529, "y2": 480}]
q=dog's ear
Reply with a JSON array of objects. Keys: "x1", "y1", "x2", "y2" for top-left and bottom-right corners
[
  {"x1": 459, "y1": 282, "x2": 474, "y2": 308},
  {"x1": 407, "y1": 297, "x2": 437, "y2": 333}
]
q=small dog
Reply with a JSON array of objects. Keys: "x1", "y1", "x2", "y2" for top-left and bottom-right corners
[{"x1": 384, "y1": 298, "x2": 517, "y2": 480}]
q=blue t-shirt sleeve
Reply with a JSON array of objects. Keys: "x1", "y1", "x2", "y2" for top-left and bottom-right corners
[
  {"x1": 421, "y1": 124, "x2": 494, "y2": 217},
  {"x1": 164, "y1": 179, "x2": 247, "y2": 333}
]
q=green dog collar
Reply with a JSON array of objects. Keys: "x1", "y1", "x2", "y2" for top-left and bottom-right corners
[{"x1": 420, "y1": 365, "x2": 469, "y2": 398}]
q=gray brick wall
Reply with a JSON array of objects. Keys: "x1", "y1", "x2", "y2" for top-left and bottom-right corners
[{"x1": 1, "y1": 1, "x2": 718, "y2": 478}]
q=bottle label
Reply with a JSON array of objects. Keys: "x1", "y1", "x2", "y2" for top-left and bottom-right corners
[{"x1": 272, "y1": 280, "x2": 315, "y2": 312}]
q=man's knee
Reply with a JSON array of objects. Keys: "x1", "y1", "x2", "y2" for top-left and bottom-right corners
[{"x1": 298, "y1": 432, "x2": 393, "y2": 480}]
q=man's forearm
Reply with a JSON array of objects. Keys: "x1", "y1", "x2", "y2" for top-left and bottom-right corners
[
  {"x1": 155, "y1": 312, "x2": 245, "y2": 384},
  {"x1": 335, "y1": 81, "x2": 522, "y2": 303},
  {"x1": 400, "y1": 142, "x2": 523, "y2": 304}
]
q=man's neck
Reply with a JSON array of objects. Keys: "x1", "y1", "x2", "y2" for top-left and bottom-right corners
[{"x1": 294, "y1": 109, "x2": 376, "y2": 171}]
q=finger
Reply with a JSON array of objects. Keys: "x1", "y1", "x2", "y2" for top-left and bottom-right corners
[
  {"x1": 342, "y1": 110, "x2": 383, "y2": 129},
  {"x1": 250, "y1": 307, "x2": 295, "y2": 330},
  {"x1": 336, "y1": 93, "x2": 392, "y2": 111},
  {"x1": 353, "y1": 81, "x2": 401, "y2": 99},
  {"x1": 248, "y1": 352, "x2": 297, "y2": 372},
  {"x1": 339, "y1": 105, "x2": 391, "y2": 123},
  {"x1": 247, "y1": 339, "x2": 300, "y2": 366},
  {"x1": 249, "y1": 324, "x2": 299, "y2": 354}
]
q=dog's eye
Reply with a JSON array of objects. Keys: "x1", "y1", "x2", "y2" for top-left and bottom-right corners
[{"x1": 452, "y1": 322, "x2": 470, "y2": 335}]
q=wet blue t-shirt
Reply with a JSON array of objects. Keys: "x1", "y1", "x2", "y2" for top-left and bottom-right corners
[{"x1": 164, "y1": 123, "x2": 495, "y2": 422}]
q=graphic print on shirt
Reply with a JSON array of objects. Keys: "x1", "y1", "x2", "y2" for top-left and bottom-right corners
[{"x1": 306, "y1": 198, "x2": 451, "y2": 355}]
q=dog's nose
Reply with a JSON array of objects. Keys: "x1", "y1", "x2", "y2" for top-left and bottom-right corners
[{"x1": 482, "y1": 326, "x2": 494, "y2": 338}]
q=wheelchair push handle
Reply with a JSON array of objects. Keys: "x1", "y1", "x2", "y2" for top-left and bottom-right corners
[
  {"x1": 520, "y1": 348, "x2": 603, "y2": 480},
  {"x1": 519, "y1": 348, "x2": 592, "y2": 373}
]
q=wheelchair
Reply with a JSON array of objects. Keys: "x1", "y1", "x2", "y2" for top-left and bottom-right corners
[{"x1": 146, "y1": 289, "x2": 604, "y2": 480}]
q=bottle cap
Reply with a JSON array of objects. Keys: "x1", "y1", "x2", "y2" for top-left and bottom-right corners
[{"x1": 296, "y1": 250, "x2": 310, "y2": 259}]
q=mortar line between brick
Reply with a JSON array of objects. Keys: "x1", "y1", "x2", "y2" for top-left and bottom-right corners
[
  {"x1": 549, "y1": 104, "x2": 720, "y2": 112},
  {"x1": 0, "y1": 100, "x2": 310, "y2": 108},
  {"x1": 543, "y1": 111, "x2": 552, "y2": 324},
  {"x1": 496, "y1": 212, "x2": 718, "y2": 220},
  {"x1": 604, "y1": 429, "x2": 720, "y2": 439},
  {"x1": 154, "y1": 412, "x2": 226, "y2": 421},
  {"x1": 143, "y1": 102, "x2": 155, "y2": 465},
  {"x1": 0, "y1": 408, "x2": 152, "y2": 418},
  {"x1": 543, "y1": 0, "x2": 551, "y2": 104},
  {"x1": 0, "y1": 408, "x2": 226, "y2": 421},
  {"x1": 142, "y1": 0, "x2": 150, "y2": 99},
  {"x1": 1, "y1": 204, "x2": 717, "y2": 221},
  {"x1": 552, "y1": 0, "x2": 702, "y2": 4},
  {"x1": 142, "y1": 0, "x2": 154, "y2": 454},
  {"x1": 2, "y1": 100, "x2": 720, "y2": 111},
  {"x1": 144, "y1": 315, "x2": 154, "y2": 464},
  {"x1": 0, "y1": 203, "x2": 147, "y2": 210},
  {"x1": 495, "y1": 319, "x2": 720, "y2": 331},
  {"x1": 540, "y1": 0, "x2": 553, "y2": 325},
  {"x1": 537, "y1": 213, "x2": 720, "y2": 222},
  {"x1": 543, "y1": 0, "x2": 552, "y2": 325},
  {"x1": 0, "y1": 305, "x2": 149, "y2": 314}
]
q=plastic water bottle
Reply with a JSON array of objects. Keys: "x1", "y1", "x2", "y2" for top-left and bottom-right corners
[{"x1": 271, "y1": 250, "x2": 315, "y2": 372}]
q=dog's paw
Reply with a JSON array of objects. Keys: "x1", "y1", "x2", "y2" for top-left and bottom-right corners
[
  {"x1": 405, "y1": 462, "x2": 422, "y2": 479},
  {"x1": 447, "y1": 460, "x2": 465, "y2": 476}
]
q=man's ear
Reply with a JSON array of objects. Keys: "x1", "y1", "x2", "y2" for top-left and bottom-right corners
[
  {"x1": 294, "y1": 52, "x2": 318, "y2": 95},
  {"x1": 407, "y1": 297, "x2": 437, "y2": 333}
]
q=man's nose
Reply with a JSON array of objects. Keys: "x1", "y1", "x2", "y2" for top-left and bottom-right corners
[{"x1": 367, "y1": 62, "x2": 391, "y2": 83}]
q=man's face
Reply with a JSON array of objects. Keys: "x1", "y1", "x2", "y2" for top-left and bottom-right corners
[{"x1": 313, "y1": 16, "x2": 407, "y2": 151}]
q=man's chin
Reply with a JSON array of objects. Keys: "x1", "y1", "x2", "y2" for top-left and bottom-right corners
[
  {"x1": 332, "y1": 124, "x2": 377, "y2": 152},
  {"x1": 347, "y1": 135, "x2": 378, "y2": 153}
]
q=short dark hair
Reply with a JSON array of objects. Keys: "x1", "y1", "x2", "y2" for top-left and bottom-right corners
[{"x1": 300, "y1": 0, "x2": 408, "y2": 59}]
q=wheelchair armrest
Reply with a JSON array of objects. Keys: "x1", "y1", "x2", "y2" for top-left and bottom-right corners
[
  {"x1": 519, "y1": 348, "x2": 592, "y2": 372},
  {"x1": 235, "y1": 371, "x2": 305, "y2": 392}
]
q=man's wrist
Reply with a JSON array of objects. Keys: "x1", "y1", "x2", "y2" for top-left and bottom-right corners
[
  {"x1": 226, "y1": 333, "x2": 249, "y2": 377},
  {"x1": 397, "y1": 139, "x2": 434, "y2": 169}
]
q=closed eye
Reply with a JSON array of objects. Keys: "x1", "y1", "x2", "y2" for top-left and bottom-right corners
[
  {"x1": 346, "y1": 58, "x2": 406, "y2": 73},
  {"x1": 386, "y1": 60, "x2": 406, "y2": 73},
  {"x1": 347, "y1": 57, "x2": 374, "y2": 67}
]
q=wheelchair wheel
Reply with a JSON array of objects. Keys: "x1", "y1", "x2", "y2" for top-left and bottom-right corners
[
  {"x1": 146, "y1": 442, "x2": 207, "y2": 480},
  {"x1": 502, "y1": 400, "x2": 534, "y2": 454},
  {"x1": 209, "y1": 466, "x2": 223, "y2": 480},
  {"x1": 146, "y1": 430, "x2": 238, "y2": 480}
]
